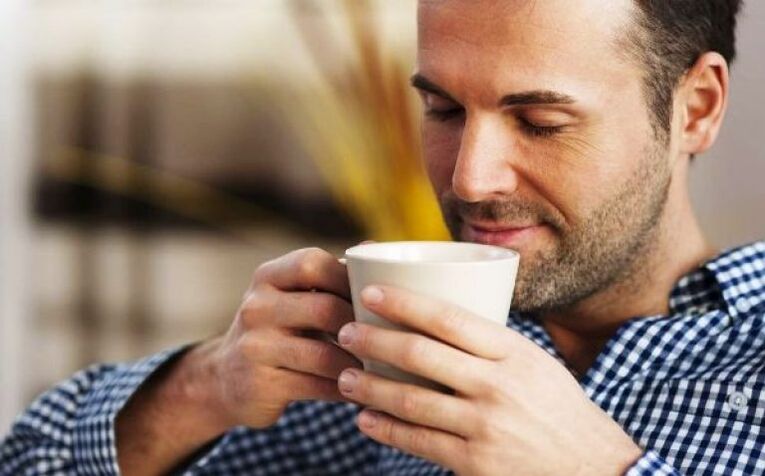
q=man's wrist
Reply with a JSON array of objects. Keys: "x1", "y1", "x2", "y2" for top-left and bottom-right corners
[
  {"x1": 115, "y1": 337, "x2": 232, "y2": 475},
  {"x1": 615, "y1": 443, "x2": 645, "y2": 475},
  {"x1": 584, "y1": 410, "x2": 645, "y2": 475},
  {"x1": 161, "y1": 336, "x2": 233, "y2": 437},
  {"x1": 601, "y1": 432, "x2": 644, "y2": 475}
]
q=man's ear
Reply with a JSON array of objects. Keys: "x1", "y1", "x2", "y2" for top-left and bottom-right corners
[{"x1": 678, "y1": 52, "x2": 730, "y2": 156}]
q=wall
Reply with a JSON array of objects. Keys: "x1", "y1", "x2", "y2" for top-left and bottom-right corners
[
  {"x1": 0, "y1": 0, "x2": 32, "y2": 433},
  {"x1": 690, "y1": 1, "x2": 765, "y2": 248}
]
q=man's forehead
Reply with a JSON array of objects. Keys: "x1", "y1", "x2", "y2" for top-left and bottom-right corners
[
  {"x1": 415, "y1": 0, "x2": 639, "y2": 107},
  {"x1": 418, "y1": 0, "x2": 539, "y2": 19},
  {"x1": 417, "y1": 0, "x2": 634, "y2": 47}
]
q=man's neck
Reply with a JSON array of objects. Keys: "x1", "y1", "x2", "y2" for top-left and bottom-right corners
[{"x1": 538, "y1": 166, "x2": 717, "y2": 376}]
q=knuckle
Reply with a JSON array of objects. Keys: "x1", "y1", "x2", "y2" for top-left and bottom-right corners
[
  {"x1": 280, "y1": 345, "x2": 301, "y2": 369},
  {"x1": 239, "y1": 288, "x2": 275, "y2": 328},
  {"x1": 438, "y1": 307, "x2": 466, "y2": 338},
  {"x1": 310, "y1": 341, "x2": 334, "y2": 365},
  {"x1": 402, "y1": 337, "x2": 428, "y2": 370},
  {"x1": 251, "y1": 259, "x2": 276, "y2": 285},
  {"x1": 271, "y1": 370, "x2": 302, "y2": 401},
  {"x1": 403, "y1": 427, "x2": 427, "y2": 454},
  {"x1": 237, "y1": 332, "x2": 266, "y2": 361},
  {"x1": 475, "y1": 410, "x2": 511, "y2": 442},
  {"x1": 303, "y1": 247, "x2": 329, "y2": 265},
  {"x1": 302, "y1": 246, "x2": 327, "y2": 259},
  {"x1": 399, "y1": 390, "x2": 419, "y2": 416},
  {"x1": 351, "y1": 323, "x2": 370, "y2": 351},
  {"x1": 286, "y1": 340, "x2": 310, "y2": 366},
  {"x1": 309, "y1": 294, "x2": 337, "y2": 322},
  {"x1": 321, "y1": 301, "x2": 352, "y2": 331},
  {"x1": 472, "y1": 407, "x2": 493, "y2": 437},
  {"x1": 296, "y1": 261, "x2": 317, "y2": 284},
  {"x1": 292, "y1": 339, "x2": 332, "y2": 370},
  {"x1": 480, "y1": 376, "x2": 512, "y2": 401},
  {"x1": 296, "y1": 248, "x2": 326, "y2": 282},
  {"x1": 381, "y1": 418, "x2": 397, "y2": 444}
]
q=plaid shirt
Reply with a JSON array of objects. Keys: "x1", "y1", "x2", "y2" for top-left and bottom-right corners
[{"x1": 3, "y1": 241, "x2": 765, "y2": 475}]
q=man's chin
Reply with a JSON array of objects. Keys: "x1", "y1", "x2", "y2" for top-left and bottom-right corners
[{"x1": 504, "y1": 248, "x2": 576, "y2": 314}]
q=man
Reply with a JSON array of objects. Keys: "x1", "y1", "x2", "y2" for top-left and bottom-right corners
[{"x1": 2, "y1": 0, "x2": 761, "y2": 474}]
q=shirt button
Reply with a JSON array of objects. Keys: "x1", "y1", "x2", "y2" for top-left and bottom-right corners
[
  {"x1": 735, "y1": 297, "x2": 752, "y2": 313},
  {"x1": 727, "y1": 391, "x2": 749, "y2": 412}
]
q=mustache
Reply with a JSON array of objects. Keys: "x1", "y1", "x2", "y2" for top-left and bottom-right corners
[{"x1": 441, "y1": 193, "x2": 566, "y2": 231}]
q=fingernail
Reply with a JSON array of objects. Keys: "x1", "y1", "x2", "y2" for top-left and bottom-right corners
[
  {"x1": 361, "y1": 286, "x2": 384, "y2": 305},
  {"x1": 338, "y1": 323, "x2": 357, "y2": 346},
  {"x1": 338, "y1": 369, "x2": 358, "y2": 393},
  {"x1": 358, "y1": 410, "x2": 378, "y2": 429}
]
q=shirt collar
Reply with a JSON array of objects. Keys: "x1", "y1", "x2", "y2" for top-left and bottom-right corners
[
  {"x1": 667, "y1": 264, "x2": 725, "y2": 315},
  {"x1": 506, "y1": 241, "x2": 765, "y2": 385},
  {"x1": 699, "y1": 240, "x2": 765, "y2": 318},
  {"x1": 509, "y1": 240, "x2": 765, "y2": 325}
]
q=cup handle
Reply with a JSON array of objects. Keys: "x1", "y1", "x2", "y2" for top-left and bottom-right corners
[{"x1": 338, "y1": 257, "x2": 347, "y2": 265}]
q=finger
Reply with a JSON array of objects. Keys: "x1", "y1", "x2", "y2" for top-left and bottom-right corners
[
  {"x1": 273, "y1": 368, "x2": 356, "y2": 404},
  {"x1": 338, "y1": 322, "x2": 489, "y2": 395},
  {"x1": 269, "y1": 335, "x2": 362, "y2": 380},
  {"x1": 255, "y1": 248, "x2": 350, "y2": 298},
  {"x1": 356, "y1": 409, "x2": 465, "y2": 471},
  {"x1": 360, "y1": 285, "x2": 513, "y2": 360},
  {"x1": 275, "y1": 291, "x2": 355, "y2": 334},
  {"x1": 337, "y1": 368, "x2": 476, "y2": 437}
]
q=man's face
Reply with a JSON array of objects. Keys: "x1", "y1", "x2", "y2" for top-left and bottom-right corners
[{"x1": 416, "y1": 0, "x2": 673, "y2": 312}]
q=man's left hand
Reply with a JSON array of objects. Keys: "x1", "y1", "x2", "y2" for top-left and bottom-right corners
[{"x1": 336, "y1": 285, "x2": 644, "y2": 476}]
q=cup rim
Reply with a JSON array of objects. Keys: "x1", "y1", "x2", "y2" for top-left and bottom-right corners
[{"x1": 344, "y1": 241, "x2": 519, "y2": 265}]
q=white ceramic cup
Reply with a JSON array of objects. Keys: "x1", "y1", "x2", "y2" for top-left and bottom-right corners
[{"x1": 343, "y1": 241, "x2": 519, "y2": 390}]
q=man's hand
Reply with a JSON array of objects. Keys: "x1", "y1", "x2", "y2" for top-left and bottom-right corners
[
  {"x1": 210, "y1": 247, "x2": 362, "y2": 429},
  {"x1": 334, "y1": 285, "x2": 644, "y2": 476},
  {"x1": 117, "y1": 247, "x2": 362, "y2": 475}
]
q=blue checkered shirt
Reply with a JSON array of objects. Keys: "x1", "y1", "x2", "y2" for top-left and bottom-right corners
[{"x1": 3, "y1": 241, "x2": 765, "y2": 475}]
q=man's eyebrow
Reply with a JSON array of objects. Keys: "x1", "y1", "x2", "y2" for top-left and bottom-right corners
[
  {"x1": 410, "y1": 74, "x2": 457, "y2": 102},
  {"x1": 410, "y1": 74, "x2": 577, "y2": 107},
  {"x1": 500, "y1": 90, "x2": 576, "y2": 106}
]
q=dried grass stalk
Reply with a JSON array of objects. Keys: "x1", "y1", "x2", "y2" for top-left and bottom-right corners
[{"x1": 286, "y1": 0, "x2": 449, "y2": 241}]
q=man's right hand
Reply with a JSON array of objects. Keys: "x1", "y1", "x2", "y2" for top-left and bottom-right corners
[
  {"x1": 212, "y1": 247, "x2": 362, "y2": 429},
  {"x1": 116, "y1": 247, "x2": 362, "y2": 475}
]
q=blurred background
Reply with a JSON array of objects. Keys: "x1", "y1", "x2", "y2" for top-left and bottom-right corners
[{"x1": 1, "y1": 0, "x2": 763, "y2": 432}]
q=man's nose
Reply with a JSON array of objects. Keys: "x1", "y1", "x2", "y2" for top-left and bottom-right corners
[{"x1": 452, "y1": 115, "x2": 520, "y2": 203}]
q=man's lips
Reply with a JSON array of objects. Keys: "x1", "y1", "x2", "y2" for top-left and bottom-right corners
[{"x1": 462, "y1": 221, "x2": 545, "y2": 247}]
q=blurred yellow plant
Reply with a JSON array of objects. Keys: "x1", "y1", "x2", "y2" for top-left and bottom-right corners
[{"x1": 286, "y1": 0, "x2": 450, "y2": 241}]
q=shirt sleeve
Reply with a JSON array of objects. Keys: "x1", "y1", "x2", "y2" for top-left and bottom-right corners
[
  {"x1": 1, "y1": 348, "x2": 381, "y2": 476},
  {"x1": 624, "y1": 450, "x2": 683, "y2": 476},
  {"x1": 177, "y1": 400, "x2": 380, "y2": 475},
  {"x1": 0, "y1": 347, "x2": 186, "y2": 476}
]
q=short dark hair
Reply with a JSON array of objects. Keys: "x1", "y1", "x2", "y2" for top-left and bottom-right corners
[{"x1": 626, "y1": 0, "x2": 744, "y2": 140}]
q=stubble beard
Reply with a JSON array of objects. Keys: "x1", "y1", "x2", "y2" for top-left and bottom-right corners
[{"x1": 441, "y1": 145, "x2": 672, "y2": 314}]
